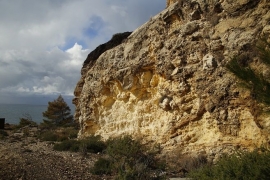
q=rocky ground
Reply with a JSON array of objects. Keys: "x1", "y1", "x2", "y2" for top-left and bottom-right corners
[
  {"x1": 0, "y1": 124, "x2": 191, "y2": 180},
  {"x1": 0, "y1": 125, "x2": 114, "y2": 180}
]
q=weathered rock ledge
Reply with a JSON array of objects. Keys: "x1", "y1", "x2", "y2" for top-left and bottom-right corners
[{"x1": 74, "y1": 0, "x2": 270, "y2": 157}]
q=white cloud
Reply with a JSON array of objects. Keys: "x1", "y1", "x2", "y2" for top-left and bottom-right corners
[
  {"x1": 66, "y1": 43, "x2": 89, "y2": 66},
  {"x1": 0, "y1": 44, "x2": 88, "y2": 97},
  {"x1": 0, "y1": 0, "x2": 165, "y2": 104},
  {"x1": 17, "y1": 87, "x2": 30, "y2": 93}
]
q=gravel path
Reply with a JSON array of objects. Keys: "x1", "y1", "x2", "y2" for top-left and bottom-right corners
[{"x1": 0, "y1": 130, "x2": 113, "y2": 180}]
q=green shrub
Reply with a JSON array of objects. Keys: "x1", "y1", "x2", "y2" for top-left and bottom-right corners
[
  {"x1": 57, "y1": 127, "x2": 79, "y2": 141},
  {"x1": 81, "y1": 135, "x2": 106, "y2": 153},
  {"x1": 57, "y1": 136, "x2": 68, "y2": 142},
  {"x1": 226, "y1": 39, "x2": 270, "y2": 105},
  {"x1": 257, "y1": 38, "x2": 270, "y2": 65},
  {"x1": 39, "y1": 120, "x2": 56, "y2": 130},
  {"x1": 38, "y1": 131, "x2": 58, "y2": 141},
  {"x1": 188, "y1": 149, "x2": 270, "y2": 180},
  {"x1": 18, "y1": 117, "x2": 37, "y2": 128},
  {"x1": 53, "y1": 135, "x2": 106, "y2": 153},
  {"x1": 79, "y1": 142, "x2": 88, "y2": 157},
  {"x1": 226, "y1": 56, "x2": 270, "y2": 105},
  {"x1": 14, "y1": 114, "x2": 37, "y2": 130},
  {"x1": 167, "y1": 153, "x2": 208, "y2": 177},
  {"x1": 90, "y1": 158, "x2": 112, "y2": 175},
  {"x1": 38, "y1": 127, "x2": 78, "y2": 142},
  {"x1": 22, "y1": 127, "x2": 30, "y2": 137},
  {"x1": 66, "y1": 128, "x2": 78, "y2": 139},
  {"x1": 104, "y1": 135, "x2": 165, "y2": 180},
  {"x1": 53, "y1": 139, "x2": 80, "y2": 152},
  {"x1": 183, "y1": 154, "x2": 208, "y2": 171}
]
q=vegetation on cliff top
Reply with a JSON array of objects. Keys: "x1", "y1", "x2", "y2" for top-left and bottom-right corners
[{"x1": 226, "y1": 38, "x2": 270, "y2": 105}]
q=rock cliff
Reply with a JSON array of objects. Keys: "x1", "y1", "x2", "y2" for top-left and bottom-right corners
[{"x1": 74, "y1": 0, "x2": 270, "y2": 156}]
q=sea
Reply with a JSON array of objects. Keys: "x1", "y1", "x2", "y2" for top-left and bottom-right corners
[{"x1": 0, "y1": 104, "x2": 75, "y2": 125}]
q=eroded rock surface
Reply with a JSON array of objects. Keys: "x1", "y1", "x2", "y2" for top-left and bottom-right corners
[{"x1": 74, "y1": 0, "x2": 270, "y2": 156}]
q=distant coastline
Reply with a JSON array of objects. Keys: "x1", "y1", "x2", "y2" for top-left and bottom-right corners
[{"x1": 0, "y1": 104, "x2": 75, "y2": 124}]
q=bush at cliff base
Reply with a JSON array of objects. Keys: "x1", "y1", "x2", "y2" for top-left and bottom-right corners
[
  {"x1": 53, "y1": 135, "x2": 106, "y2": 153},
  {"x1": 188, "y1": 148, "x2": 270, "y2": 180},
  {"x1": 90, "y1": 158, "x2": 112, "y2": 175},
  {"x1": 38, "y1": 127, "x2": 78, "y2": 142},
  {"x1": 91, "y1": 135, "x2": 166, "y2": 179}
]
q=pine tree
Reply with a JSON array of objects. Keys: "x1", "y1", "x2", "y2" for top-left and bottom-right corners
[{"x1": 42, "y1": 95, "x2": 73, "y2": 126}]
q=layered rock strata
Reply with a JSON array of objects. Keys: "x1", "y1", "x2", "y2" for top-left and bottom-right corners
[{"x1": 74, "y1": 0, "x2": 270, "y2": 156}]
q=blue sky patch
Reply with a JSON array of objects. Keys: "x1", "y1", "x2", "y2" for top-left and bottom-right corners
[
  {"x1": 59, "y1": 16, "x2": 106, "y2": 51},
  {"x1": 82, "y1": 16, "x2": 106, "y2": 38}
]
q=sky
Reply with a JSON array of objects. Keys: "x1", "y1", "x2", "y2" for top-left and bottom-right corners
[{"x1": 0, "y1": 0, "x2": 165, "y2": 105}]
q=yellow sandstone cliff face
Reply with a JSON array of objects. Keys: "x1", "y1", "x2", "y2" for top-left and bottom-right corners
[{"x1": 74, "y1": 0, "x2": 270, "y2": 156}]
